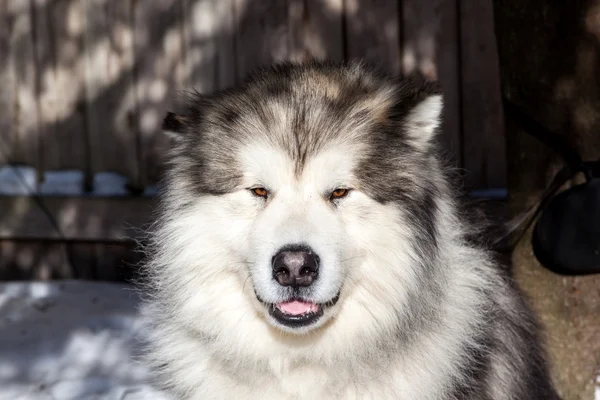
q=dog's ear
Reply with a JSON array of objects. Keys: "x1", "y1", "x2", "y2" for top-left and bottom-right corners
[
  {"x1": 403, "y1": 93, "x2": 443, "y2": 148},
  {"x1": 162, "y1": 112, "x2": 190, "y2": 140},
  {"x1": 391, "y1": 74, "x2": 443, "y2": 150}
]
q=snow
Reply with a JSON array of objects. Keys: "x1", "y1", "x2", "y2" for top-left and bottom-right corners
[
  {"x1": 0, "y1": 281, "x2": 171, "y2": 400},
  {"x1": 0, "y1": 166, "x2": 158, "y2": 197},
  {"x1": 0, "y1": 166, "x2": 38, "y2": 195},
  {"x1": 92, "y1": 173, "x2": 131, "y2": 197},
  {"x1": 39, "y1": 171, "x2": 86, "y2": 196}
]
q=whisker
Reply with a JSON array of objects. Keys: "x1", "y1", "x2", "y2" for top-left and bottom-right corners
[
  {"x1": 242, "y1": 274, "x2": 253, "y2": 293},
  {"x1": 339, "y1": 255, "x2": 365, "y2": 263}
]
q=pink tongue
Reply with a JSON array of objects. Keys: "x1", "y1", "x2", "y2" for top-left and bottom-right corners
[{"x1": 277, "y1": 300, "x2": 319, "y2": 316}]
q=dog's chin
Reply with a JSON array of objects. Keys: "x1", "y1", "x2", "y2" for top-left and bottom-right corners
[{"x1": 255, "y1": 292, "x2": 341, "y2": 334}]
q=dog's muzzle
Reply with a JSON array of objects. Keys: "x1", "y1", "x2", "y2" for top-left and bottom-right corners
[{"x1": 252, "y1": 243, "x2": 340, "y2": 328}]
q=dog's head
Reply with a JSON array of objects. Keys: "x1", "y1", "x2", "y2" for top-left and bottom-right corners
[{"x1": 156, "y1": 61, "x2": 444, "y2": 337}]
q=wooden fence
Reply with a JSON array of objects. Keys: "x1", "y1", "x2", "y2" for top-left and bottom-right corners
[{"x1": 0, "y1": 0, "x2": 506, "y2": 279}]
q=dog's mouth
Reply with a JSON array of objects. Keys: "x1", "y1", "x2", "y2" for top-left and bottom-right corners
[
  {"x1": 270, "y1": 300, "x2": 323, "y2": 327},
  {"x1": 258, "y1": 293, "x2": 340, "y2": 328}
]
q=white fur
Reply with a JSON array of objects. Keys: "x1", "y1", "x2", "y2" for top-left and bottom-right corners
[
  {"x1": 140, "y1": 89, "x2": 543, "y2": 399},
  {"x1": 404, "y1": 94, "x2": 444, "y2": 150}
]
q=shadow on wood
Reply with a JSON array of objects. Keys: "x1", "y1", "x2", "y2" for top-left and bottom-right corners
[{"x1": 493, "y1": 0, "x2": 600, "y2": 398}]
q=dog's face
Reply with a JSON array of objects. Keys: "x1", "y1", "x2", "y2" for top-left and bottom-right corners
[{"x1": 161, "y1": 61, "x2": 443, "y2": 336}]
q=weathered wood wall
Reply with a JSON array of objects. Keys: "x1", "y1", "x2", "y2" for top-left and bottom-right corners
[
  {"x1": 0, "y1": 0, "x2": 506, "y2": 279},
  {"x1": 494, "y1": 0, "x2": 600, "y2": 398},
  {"x1": 0, "y1": 0, "x2": 505, "y2": 190}
]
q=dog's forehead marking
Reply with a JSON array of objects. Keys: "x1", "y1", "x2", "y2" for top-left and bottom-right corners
[
  {"x1": 301, "y1": 144, "x2": 362, "y2": 188},
  {"x1": 240, "y1": 142, "x2": 295, "y2": 187},
  {"x1": 299, "y1": 70, "x2": 343, "y2": 101},
  {"x1": 240, "y1": 138, "x2": 362, "y2": 192},
  {"x1": 355, "y1": 87, "x2": 396, "y2": 123},
  {"x1": 232, "y1": 97, "x2": 363, "y2": 175},
  {"x1": 203, "y1": 64, "x2": 416, "y2": 191}
]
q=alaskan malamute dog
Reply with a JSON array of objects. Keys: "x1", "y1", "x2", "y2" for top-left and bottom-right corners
[{"x1": 140, "y1": 61, "x2": 559, "y2": 399}]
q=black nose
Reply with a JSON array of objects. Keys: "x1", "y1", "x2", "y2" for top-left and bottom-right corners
[{"x1": 272, "y1": 246, "x2": 320, "y2": 287}]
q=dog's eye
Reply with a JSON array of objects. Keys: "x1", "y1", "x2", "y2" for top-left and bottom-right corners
[
  {"x1": 330, "y1": 188, "x2": 350, "y2": 200},
  {"x1": 251, "y1": 187, "x2": 269, "y2": 198}
]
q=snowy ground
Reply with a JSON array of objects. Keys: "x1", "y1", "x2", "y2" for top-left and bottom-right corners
[
  {"x1": 0, "y1": 167, "x2": 158, "y2": 197},
  {"x1": 0, "y1": 281, "x2": 171, "y2": 400}
]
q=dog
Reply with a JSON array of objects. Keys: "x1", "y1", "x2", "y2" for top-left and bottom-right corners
[{"x1": 139, "y1": 60, "x2": 559, "y2": 399}]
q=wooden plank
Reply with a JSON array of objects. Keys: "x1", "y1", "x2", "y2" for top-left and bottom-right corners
[
  {"x1": 289, "y1": 0, "x2": 344, "y2": 62},
  {"x1": 235, "y1": 0, "x2": 344, "y2": 80},
  {"x1": 459, "y1": 0, "x2": 506, "y2": 189},
  {"x1": 0, "y1": 240, "x2": 142, "y2": 281},
  {"x1": 0, "y1": 196, "x2": 156, "y2": 241},
  {"x1": 135, "y1": 0, "x2": 238, "y2": 186},
  {"x1": 33, "y1": 0, "x2": 88, "y2": 174},
  {"x1": 63, "y1": 242, "x2": 97, "y2": 279},
  {"x1": 401, "y1": 0, "x2": 462, "y2": 166},
  {"x1": 4, "y1": 1, "x2": 40, "y2": 168},
  {"x1": 436, "y1": 0, "x2": 462, "y2": 167},
  {"x1": 234, "y1": 0, "x2": 290, "y2": 81},
  {"x1": 83, "y1": 0, "x2": 139, "y2": 188},
  {"x1": 134, "y1": 0, "x2": 186, "y2": 186},
  {"x1": 95, "y1": 242, "x2": 142, "y2": 282},
  {"x1": 0, "y1": 1, "x2": 14, "y2": 165},
  {"x1": 214, "y1": 0, "x2": 237, "y2": 89},
  {"x1": 94, "y1": 243, "x2": 121, "y2": 281},
  {"x1": 343, "y1": 0, "x2": 401, "y2": 73},
  {"x1": 0, "y1": 241, "x2": 73, "y2": 280},
  {"x1": 182, "y1": 0, "x2": 217, "y2": 93},
  {"x1": 402, "y1": 0, "x2": 441, "y2": 80}
]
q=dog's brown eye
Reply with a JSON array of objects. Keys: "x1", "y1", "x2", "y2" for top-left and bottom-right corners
[
  {"x1": 330, "y1": 188, "x2": 349, "y2": 199},
  {"x1": 251, "y1": 187, "x2": 268, "y2": 198}
]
